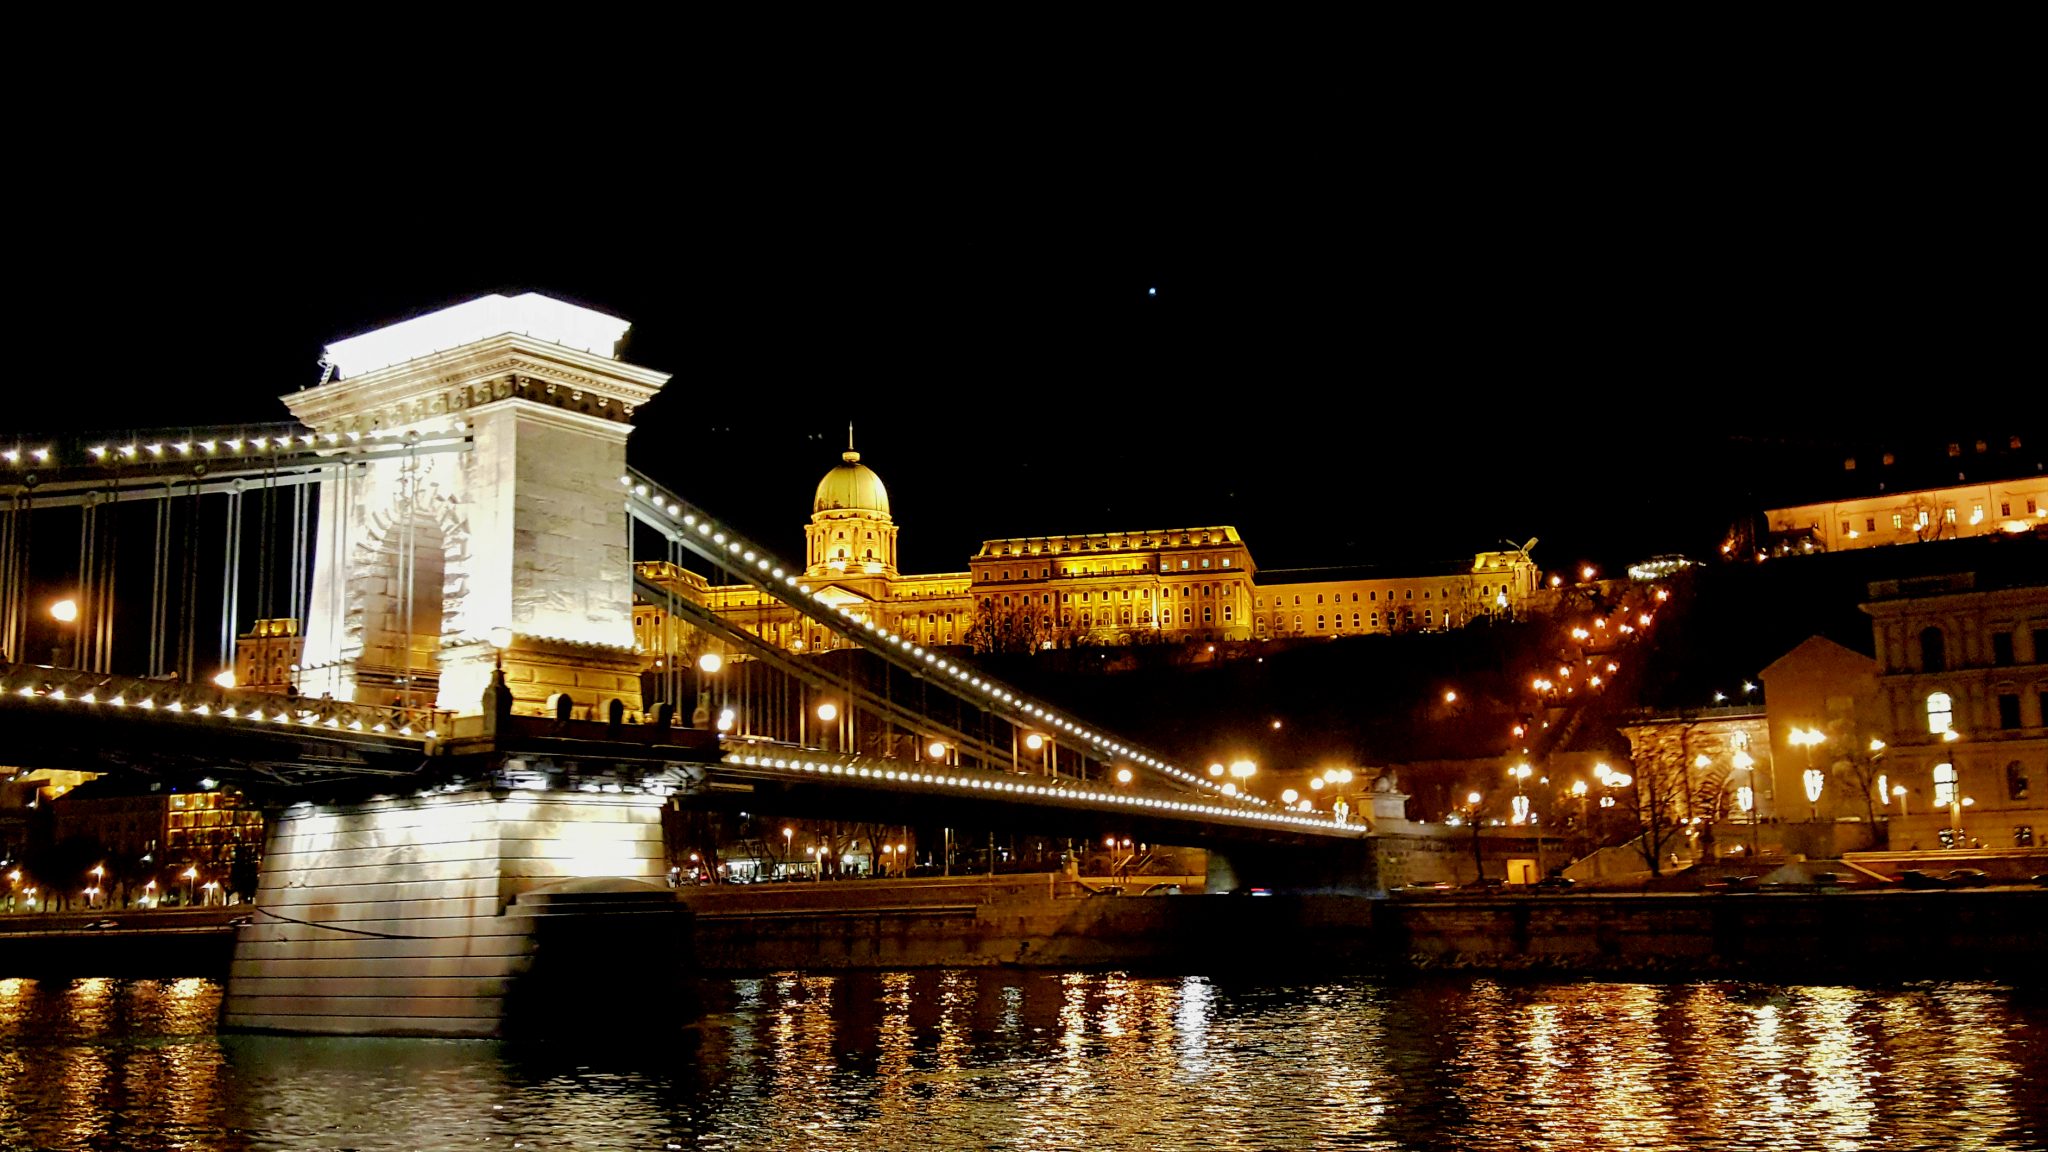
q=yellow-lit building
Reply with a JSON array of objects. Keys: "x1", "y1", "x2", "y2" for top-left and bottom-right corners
[
  {"x1": 635, "y1": 446, "x2": 1540, "y2": 656},
  {"x1": 1764, "y1": 476, "x2": 2046, "y2": 554},
  {"x1": 234, "y1": 618, "x2": 304, "y2": 693}
]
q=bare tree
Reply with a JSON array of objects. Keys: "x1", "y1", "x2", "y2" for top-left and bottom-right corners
[{"x1": 1618, "y1": 750, "x2": 1694, "y2": 877}]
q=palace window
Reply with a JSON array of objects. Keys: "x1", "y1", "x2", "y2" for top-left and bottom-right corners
[
  {"x1": 1201, "y1": 559, "x2": 1211, "y2": 569},
  {"x1": 1943, "y1": 507, "x2": 1958, "y2": 524},
  {"x1": 1182, "y1": 607, "x2": 1192, "y2": 624},
  {"x1": 1892, "y1": 514, "x2": 1904, "y2": 529},
  {"x1": 1352, "y1": 592, "x2": 1359, "y2": 602},
  {"x1": 1866, "y1": 517, "x2": 1876, "y2": 531},
  {"x1": 1998, "y1": 694, "x2": 2022, "y2": 729},
  {"x1": 1371, "y1": 612, "x2": 1380, "y2": 626},
  {"x1": 2009, "y1": 761, "x2": 2030, "y2": 801},
  {"x1": 1933, "y1": 763, "x2": 1958, "y2": 809},
  {"x1": 1992, "y1": 632, "x2": 2014, "y2": 665},
  {"x1": 1317, "y1": 594, "x2": 1324, "y2": 604},
  {"x1": 1423, "y1": 590, "x2": 1430, "y2": 599},
  {"x1": 1352, "y1": 613, "x2": 1360, "y2": 627},
  {"x1": 1222, "y1": 558, "x2": 1231, "y2": 567},
  {"x1": 1181, "y1": 560, "x2": 1191, "y2": 570},
  {"x1": 1002, "y1": 596, "x2": 1011, "y2": 606},
  {"x1": 1203, "y1": 607, "x2": 1213, "y2": 623},
  {"x1": 1294, "y1": 615, "x2": 1303, "y2": 631},
  {"x1": 1255, "y1": 618, "x2": 1265, "y2": 632},
  {"x1": 1921, "y1": 628, "x2": 1947, "y2": 673},
  {"x1": 1122, "y1": 610, "x2": 1132, "y2": 625},
  {"x1": 1223, "y1": 606, "x2": 1233, "y2": 622},
  {"x1": 1042, "y1": 568, "x2": 1050, "y2": 578},
  {"x1": 1424, "y1": 609, "x2": 1433, "y2": 625},
  {"x1": 1841, "y1": 520, "x2": 1851, "y2": 535},
  {"x1": 1926, "y1": 691, "x2": 1954, "y2": 734},
  {"x1": 1256, "y1": 597, "x2": 1263, "y2": 608},
  {"x1": 1404, "y1": 589, "x2": 1413, "y2": 600}
]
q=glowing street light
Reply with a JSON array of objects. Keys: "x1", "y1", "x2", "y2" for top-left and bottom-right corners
[
  {"x1": 1024, "y1": 733, "x2": 1044, "y2": 750},
  {"x1": 1115, "y1": 768, "x2": 1133, "y2": 784},
  {"x1": 815, "y1": 702, "x2": 838, "y2": 723},
  {"x1": 697, "y1": 652, "x2": 724, "y2": 674},
  {"x1": 50, "y1": 598, "x2": 78, "y2": 624}
]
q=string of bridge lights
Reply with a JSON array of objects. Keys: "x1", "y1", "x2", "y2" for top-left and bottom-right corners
[
  {"x1": 3, "y1": 425, "x2": 479, "y2": 472},
  {"x1": 720, "y1": 748, "x2": 1349, "y2": 833},
  {"x1": 621, "y1": 472, "x2": 1320, "y2": 821},
  {"x1": 2, "y1": 673, "x2": 427, "y2": 740}
]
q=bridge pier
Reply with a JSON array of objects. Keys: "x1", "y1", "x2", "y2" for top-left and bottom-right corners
[{"x1": 224, "y1": 787, "x2": 679, "y2": 1037}]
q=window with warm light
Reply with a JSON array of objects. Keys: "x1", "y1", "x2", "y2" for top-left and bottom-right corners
[
  {"x1": 1933, "y1": 763, "x2": 1957, "y2": 809},
  {"x1": 1926, "y1": 692, "x2": 1953, "y2": 733}
]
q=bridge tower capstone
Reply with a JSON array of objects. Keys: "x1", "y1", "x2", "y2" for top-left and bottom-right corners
[{"x1": 284, "y1": 294, "x2": 668, "y2": 717}]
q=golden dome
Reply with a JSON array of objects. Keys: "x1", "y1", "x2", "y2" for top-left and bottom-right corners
[{"x1": 813, "y1": 449, "x2": 890, "y2": 516}]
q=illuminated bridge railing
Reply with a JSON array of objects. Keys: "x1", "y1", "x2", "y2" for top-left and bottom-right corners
[
  {"x1": 717, "y1": 740, "x2": 1366, "y2": 839},
  {"x1": 0, "y1": 663, "x2": 443, "y2": 743}
]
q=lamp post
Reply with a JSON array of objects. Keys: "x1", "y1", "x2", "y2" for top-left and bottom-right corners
[
  {"x1": 693, "y1": 651, "x2": 722, "y2": 729},
  {"x1": 815, "y1": 701, "x2": 838, "y2": 753},
  {"x1": 181, "y1": 867, "x2": 197, "y2": 907},
  {"x1": 1462, "y1": 791, "x2": 1485, "y2": 880},
  {"x1": 1892, "y1": 784, "x2": 1909, "y2": 818},
  {"x1": 782, "y1": 826, "x2": 794, "y2": 878},
  {"x1": 1788, "y1": 728, "x2": 1826, "y2": 821},
  {"x1": 1733, "y1": 748, "x2": 1759, "y2": 859},
  {"x1": 49, "y1": 597, "x2": 79, "y2": 668}
]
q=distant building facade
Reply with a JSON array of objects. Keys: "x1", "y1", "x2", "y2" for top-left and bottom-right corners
[
  {"x1": 1763, "y1": 476, "x2": 2046, "y2": 555},
  {"x1": 1860, "y1": 571, "x2": 2047, "y2": 849},
  {"x1": 635, "y1": 446, "x2": 1539, "y2": 656},
  {"x1": 234, "y1": 618, "x2": 305, "y2": 693}
]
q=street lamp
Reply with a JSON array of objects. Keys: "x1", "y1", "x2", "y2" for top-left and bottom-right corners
[
  {"x1": 49, "y1": 597, "x2": 79, "y2": 667},
  {"x1": 181, "y1": 867, "x2": 197, "y2": 906},
  {"x1": 1788, "y1": 727, "x2": 1827, "y2": 820},
  {"x1": 782, "y1": 826, "x2": 794, "y2": 876},
  {"x1": 1733, "y1": 748, "x2": 1759, "y2": 858},
  {"x1": 1892, "y1": 784, "x2": 1909, "y2": 818},
  {"x1": 693, "y1": 651, "x2": 723, "y2": 728},
  {"x1": 1463, "y1": 791, "x2": 1485, "y2": 879}
]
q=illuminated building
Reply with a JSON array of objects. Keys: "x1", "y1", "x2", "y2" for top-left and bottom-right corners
[
  {"x1": 234, "y1": 618, "x2": 305, "y2": 693},
  {"x1": 49, "y1": 778, "x2": 265, "y2": 871},
  {"x1": 1861, "y1": 569, "x2": 2047, "y2": 849},
  {"x1": 635, "y1": 443, "x2": 1541, "y2": 656},
  {"x1": 1762, "y1": 477, "x2": 2045, "y2": 555}
]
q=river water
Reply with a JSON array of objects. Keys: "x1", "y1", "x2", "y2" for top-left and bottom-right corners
[{"x1": 0, "y1": 972, "x2": 2041, "y2": 1151}]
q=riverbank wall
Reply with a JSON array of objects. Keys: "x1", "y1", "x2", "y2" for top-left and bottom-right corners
[
  {"x1": 5, "y1": 877, "x2": 2043, "y2": 981},
  {"x1": 679, "y1": 874, "x2": 2048, "y2": 979}
]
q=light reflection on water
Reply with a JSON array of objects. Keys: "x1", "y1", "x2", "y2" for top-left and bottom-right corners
[{"x1": 0, "y1": 974, "x2": 2040, "y2": 1151}]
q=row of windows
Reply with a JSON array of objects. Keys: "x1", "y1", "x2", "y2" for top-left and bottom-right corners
[
  {"x1": 1927, "y1": 689, "x2": 2048, "y2": 732},
  {"x1": 980, "y1": 555, "x2": 1240, "y2": 581},
  {"x1": 1256, "y1": 586, "x2": 1458, "y2": 609},
  {"x1": 1916, "y1": 623, "x2": 2044, "y2": 673},
  {"x1": 1256, "y1": 609, "x2": 1438, "y2": 632}
]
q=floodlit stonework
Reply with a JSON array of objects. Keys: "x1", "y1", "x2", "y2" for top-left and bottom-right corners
[{"x1": 285, "y1": 295, "x2": 668, "y2": 717}]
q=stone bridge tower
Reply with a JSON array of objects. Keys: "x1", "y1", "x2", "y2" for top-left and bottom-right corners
[{"x1": 284, "y1": 293, "x2": 668, "y2": 717}]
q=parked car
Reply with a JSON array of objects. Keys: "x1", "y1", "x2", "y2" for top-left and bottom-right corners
[
  {"x1": 1942, "y1": 869, "x2": 1991, "y2": 888},
  {"x1": 1532, "y1": 875, "x2": 1576, "y2": 892},
  {"x1": 87, "y1": 919, "x2": 121, "y2": 930},
  {"x1": 1896, "y1": 869, "x2": 1948, "y2": 889}
]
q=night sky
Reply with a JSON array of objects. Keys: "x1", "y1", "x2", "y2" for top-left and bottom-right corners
[{"x1": 17, "y1": 78, "x2": 2037, "y2": 583}]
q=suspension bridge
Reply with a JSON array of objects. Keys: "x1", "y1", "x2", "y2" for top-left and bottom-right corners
[{"x1": 0, "y1": 293, "x2": 1369, "y2": 1036}]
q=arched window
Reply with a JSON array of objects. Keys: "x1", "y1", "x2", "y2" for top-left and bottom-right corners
[
  {"x1": 1926, "y1": 691, "x2": 1954, "y2": 734},
  {"x1": 1920, "y1": 627, "x2": 1947, "y2": 672},
  {"x1": 1933, "y1": 763, "x2": 1957, "y2": 809}
]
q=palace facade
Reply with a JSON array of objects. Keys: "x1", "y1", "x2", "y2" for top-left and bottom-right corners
[{"x1": 634, "y1": 446, "x2": 1540, "y2": 656}]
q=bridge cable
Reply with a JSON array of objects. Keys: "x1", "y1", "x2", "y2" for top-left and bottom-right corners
[{"x1": 220, "y1": 482, "x2": 243, "y2": 672}]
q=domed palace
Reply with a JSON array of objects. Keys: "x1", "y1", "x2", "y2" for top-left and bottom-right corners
[{"x1": 633, "y1": 437, "x2": 1538, "y2": 658}]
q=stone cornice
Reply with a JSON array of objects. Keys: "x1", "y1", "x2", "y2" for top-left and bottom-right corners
[{"x1": 282, "y1": 334, "x2": 670, "y2": 435}]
